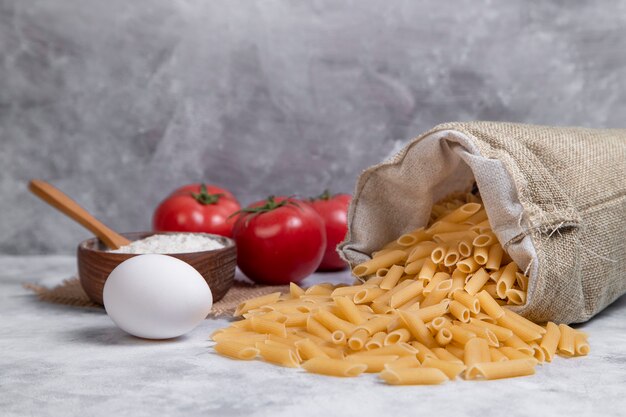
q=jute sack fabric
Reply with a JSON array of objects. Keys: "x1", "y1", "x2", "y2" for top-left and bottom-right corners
[{"x1": 339, "y1": 121, "x2": 626, "y2": 324}]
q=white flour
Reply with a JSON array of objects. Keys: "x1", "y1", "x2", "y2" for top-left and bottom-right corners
[{"x1": 110, "y1": 233, "x2": 224, "y2": 254}]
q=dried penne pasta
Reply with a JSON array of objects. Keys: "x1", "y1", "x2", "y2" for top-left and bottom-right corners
[
  {"x1": 466, "y1": 359, "x2": 535, "y2": 380},
  {"x1": 212, "y1": 192, "x2": 590, "y2": 384},
  {"x1": 302, "y1": 357, "x2": 367, "y2": 377},
  {"x1": 558, "y1": 324, "x2": 576, "y2": 356},
  {"x1": 235, "y1": 292, "x2": 282, "y2": 316},
  {"x1": 352, "y1": 250, "x2": 407, "y2": 277},
  {"x1": 214, "y1": 341, "x2": 259, "y2": 360},
  {"x1": 380, "y1": 367, "x2": 449, "y2": 385}
]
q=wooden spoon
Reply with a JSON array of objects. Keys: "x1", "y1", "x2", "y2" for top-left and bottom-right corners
[{"x1": 29, "y1": 179, "x2": 131, "y2": 249}]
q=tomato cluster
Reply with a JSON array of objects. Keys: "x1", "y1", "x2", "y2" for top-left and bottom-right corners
[{"x1": 153, "y1": 184, "x2": 351, "y2": 284}]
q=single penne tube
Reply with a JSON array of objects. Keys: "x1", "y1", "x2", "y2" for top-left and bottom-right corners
[
  {"x1": 358, "y1": 315, "x2": 395, "y2": 335},
  {"x1": 449, "y1": 300, "x2": 471, "y2": 323},
  {"x1": 250, "y1": 316, "x2": 288, "y2": 338},
  {"x1": 457, "y1": 257, "x2": 480, "y2": 274},
  {"x1": 214, "y1": 341, "x2": 260, "y2": 360},
  {"x1": 404, "y1": 258, "x2": 427, "y2": 275},
  {"x1": 503, "y1": 335, "x2": 534, "y2": 356},
  {"x1": 256, "y1": 342, "x2": 300, "y2": 368},
  {"x1": 406, "y1": 242, "x2": 439, "y2": 263},
  {"x1": 466, "y1": 359, "x2": 535, "y2": 380},
  {"x1": 496, "y1": 262, "x2": 519, "y2": 298},
  {"x1": 463, "y1": 337, "x2": 490, "y2": 367},
  {"x1": 432, "y1": 347, "x2": 465, "y2": 364},
  {"x1": 302, "y1": 357, "x2": 367, "y2": 377},
  {"x1": 427, "y1": 221, "x2": 470, "y2": 234},
  {"x1": 330, "y1": 283, "x2": 374, "y2": 298},
  {"x1": 421, "y1": 280, "x2": 453, "y2": 308},
  {"x1": 443, "y1": 247, "x2": 461, "y2": 267},
  {"x1": 418, "y1": 259, "x2": 437, "y2": 281},
  {"x1": 380, "y1": 264, "x2": 405, "y2": 290},
  {"x1": 334, "y1": 296, "x2": 366, "y2": 325},
  {"x1": 430, "y1": 245, "x2": 448, "y2": 264},
  {"x1": 345, "y1": 354, "x2": 399, "y2": 373},
  {"x1": 397, "y1": 227, "x2": 431, "y2": 247},
  {"x1": 431, "y1": 316, "x2": 452, "y2": 331},
  {"x1": 497, "y1": 313, "x2": 542, "y2": 342},
  {"x1": 457, "y1": 235, "x2": 474, "y2": 258},
  {"x1": 347, "y1": 328, "x2": 369, "y2": 351},
  {"x1": 331, "y1": 330, "x2": 347, "y2": 345},
  {"x1": 485, "y1": 244, "x2": 504, "y2": 270},
  {"x1": 385, "y1": 328, "x2": 412, "y2": 345},
  {"x1": 305, "y1": 283, "x2": 335, "y2": 296},
  {"x1": 422, "y1": 357, "x2": 466, "y2": 379},
  {"x1": 464, "y1": 267, "x2": 490, "y2": 295},
  {"x1": 283, "y1": 313, "x2": 309, "y2": 327},
  {"x1": 234, "y1": 292, "x2": 282, "y2": 316},
  {"x1": 372, "y1": 248, "x2": 396, "y2": 258},
  {"x1": 449, "y1": 325, "x2": 477, "y2": 345},
  {"x1": 453, "y1": 291, "x2": 480, "y2": 314},
  {"x1": 364, "y1": 331, "x2": 386, "y2": 350},
  {"x1": 434, "y1": 230, "x2": 478, "y2": 244},
  {"x1": 449, "y1": 274, "x2": 465, "y2": 295},
  {"x1": 439, "y1": 202, "x2": 482, "y2": 223},
  {"x1": 473, "y1": 246, "x2": 489, "y2": 266},
  {"x1": 294, "y1": 338, "x2": 330, "y2": 360},
  {"x1": 469, "y1": 318, "x2": 513, "y2": 342},
  {"x1": 558, "y1": 324, "x2": 576, "y2": 356},
  {"x1": 574, "y1": 332, "x2": 590, "y2": 356},
  {"x1": 462, "y1": 208, "x2": 488, "y2": 225},
  {"x1": 375, "y1": 268, "x2": 389, "y2": 278},
  {"x1": 539, "y1": 321, "x2": 560, "y2": 362},
  {"x1": 353, "y1": 287, "x2": 386, "y2": 304},
  {"x1": 385, "y1": 355, "x2": 421, "y2": 370},
  {"x1": 352, "y1": 250, "x2": 407, "y2": 277},
  {"x1": 415, "y1": 300, "x2": 450, "y2": 322},
  {"x1": 505, "y1": 288, "x2": 526, "y2": 305},
  {"x1": 390, "y1": 280, "x2": 424, "y2": 308},
  {"x1": 503, "y1": 308, "x2": 547, "y2": 335},
  {"x1": 290, "y1": 282, "x2": 305, "y2": 298},
  {"x1": 476, "y1": 290, "x2": 505, "y2": 319},
  {"x1": 398, "y1": 310, "x2": 438, "y2": 348},
  {"x1": 472, "y1": 231, "x2": 498, "y2": 248},
  {"x1": 380, "y1": 367, "x2": 449, "y2": 385},
  {"x1": 489, "y1": 346, "x2": 508, "y2": 362},
  {"x1": 423, "y1": 272, "x2": 450, "y2": 295},
  {"x1": 314, "y1": 310, "x2": 356, "y2": 334},
  {"x1": 306, "y1": 316, "x2": 333, "y2": 343},
  {"x1": 435, "y1": 328, "x2": 453, "y2": 346}
]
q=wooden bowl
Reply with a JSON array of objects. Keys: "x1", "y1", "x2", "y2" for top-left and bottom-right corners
[{"x1": 77, "y1": 232, "x2": 236, "y2": 305}]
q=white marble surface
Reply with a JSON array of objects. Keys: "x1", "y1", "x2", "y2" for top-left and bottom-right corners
[{"x1": 1, "y1": 255, "x2": 625, "y2": 417}]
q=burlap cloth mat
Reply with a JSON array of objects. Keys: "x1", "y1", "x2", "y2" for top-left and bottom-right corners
[{"x1": 24, "y1": 278, "x2": 288, "y2": 318}]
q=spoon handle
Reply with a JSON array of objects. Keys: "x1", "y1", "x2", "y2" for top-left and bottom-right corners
[{"x1": 29, "y1": 179, "x2": 131, "y2": 249}]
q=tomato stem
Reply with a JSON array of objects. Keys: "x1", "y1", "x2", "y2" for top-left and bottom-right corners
[
  {"x1": 191, "y1": 184, "x2": 224, "y2": 205},
  {"x1": 310, "y1": 189, "x2": 332, "y2": 201},
  {"x1": 230, "y1": 195, "x2": 300, "y2": 224}
]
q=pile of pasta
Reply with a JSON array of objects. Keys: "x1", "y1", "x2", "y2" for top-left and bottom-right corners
[{"x1": 211, "y1": 192, "x2": 589, "y2": 385}]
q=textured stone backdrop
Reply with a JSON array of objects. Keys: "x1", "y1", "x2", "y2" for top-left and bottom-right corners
[{"x1": 2, "y1": 0, "x2": 626, "y2": 254}]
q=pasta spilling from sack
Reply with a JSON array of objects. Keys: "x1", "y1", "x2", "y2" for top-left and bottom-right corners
[{"x1": 211, "y1": 192, "x2": 589, "y2": 385}]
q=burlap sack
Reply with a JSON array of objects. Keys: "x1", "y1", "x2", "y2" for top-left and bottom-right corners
[{"x1": 340, "y1": 122, "x2": 626, "y2": 324}]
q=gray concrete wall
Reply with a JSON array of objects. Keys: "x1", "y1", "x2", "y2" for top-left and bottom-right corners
[{"x1": 2, "y1": 0, "x2": 626, "y2": 254}]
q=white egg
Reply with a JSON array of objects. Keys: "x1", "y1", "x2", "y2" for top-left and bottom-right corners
[{"x1": 103, "y1": 254, "x2": 213, "y2": 339}]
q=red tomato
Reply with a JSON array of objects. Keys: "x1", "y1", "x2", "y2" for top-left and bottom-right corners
[
  {"x1": 233, "y1": 196, "x2": 326, "y2": 285},
  {"x1": 307, "y1": 190, "x2": 351, "y2": 271},
  {"x1": 153, "y1": 184, "x2": 241, "y2": 237}
]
